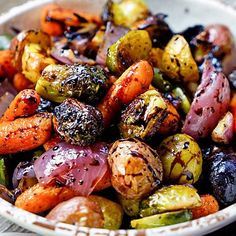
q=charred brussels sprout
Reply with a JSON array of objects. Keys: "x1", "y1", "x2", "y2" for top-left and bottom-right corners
[
  {"x1": 140, "y1": 185, "x2": 201, "y2": 217},
  {"x1": 119, "y1": 90, "x2": 180, "y2": 140},
  {"x1": 36, "y1": 64, "x2": 109, "y2": 104},
  {"x1": 204, "y1": 149, "x2": 236, "y2": 206},
  {"x1": 54, "y1": 98, "x2": 104, "y2": 146},
  {"x1": 158, "y1": 134, "x2": 202, "y2": 184},
  {"x1": 106, "y1": 30, "x2": 152, "y2": 74},
  {"x1": 108, "y1": 138, "x2": 163, "y2": 200},
  {"x1": 131, "y1": 210, "x2": 192, "y2": 229}
]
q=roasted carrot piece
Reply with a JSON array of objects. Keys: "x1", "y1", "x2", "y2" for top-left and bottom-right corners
[
  {"x1": 15, "y1": 183, "x2": 76, "y2": 213},
  {"x1": 230, "y1": 93, "x2": 236, "y2": 132},
  {"x1": 1, "y1": 89, "x2": 41, "y2": 122},
  {"x1": 191, "y1": 194, "x2": 219, "y2": 219},
  {"x1": 0, "y1": 112, "x2": 52, "y2": 154},
  {"x1": 0, "y1": 50, "x2": 17, "y2": 80},
  {"x1": 97, "y1": 60, "x2": 153, "y2": 127},
  {"x1": 40, "y1": 4, "x2": 80, "y2": 36},
  {"x1": 13, "y1": 73, "x2": 34, "y2": 92}
]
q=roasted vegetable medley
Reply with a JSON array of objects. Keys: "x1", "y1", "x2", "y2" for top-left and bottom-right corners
[{"x1": 0, "y1": 0, "x2": 236, "y2": 230}]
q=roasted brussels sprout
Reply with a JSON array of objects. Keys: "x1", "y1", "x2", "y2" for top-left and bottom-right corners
[
  {"x1": 108, "y1": 138, "x2": 163, "y2": 200},
  {"x1": 140, "y1": 185, "x2": 201, "y2": 217},
  {"x1": 131, "y1": 210, "x2": 192, "y2": 229},
  {"x1": 161, "y1": 35, "x2": 199, "y2": 83},
  {"x1": 36, "y1": 64, "x2": 109, "y2": 104},
  {"x1": 46, "y1": 196, "x2": 104, "y2": 228},
  {"x1": 158, "y1": 134, "x2": 203, "y2": 184},
  {"x1": 103, "y1": 0, "x2": 150, "y2": 28},
  {"x1": 119, "y1": 90, "x2": 180, "y2": 139},
  {"x1": 106, "y1": 30, "x2": 152, "y2": 74},
  {"x1": 89, "y1": 195, "x2": 123, "y2": 229},
  {"x1": 54, "y1": 98, "x2": 104, "y2": 146},
  {"x1": 204, "y1": 149, "x2": 236, "y2": 206},
  {"x1": 132, "y1": 13, "x2": 173, "y2": 48}
]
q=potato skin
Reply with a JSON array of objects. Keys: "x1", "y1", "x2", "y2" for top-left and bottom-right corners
[
  {"x1": 46, "y1": 196, "x2": 104, "y2": 228},
  {"x1": 108, "y1": 138, "x2": 163, "y2": 200}
]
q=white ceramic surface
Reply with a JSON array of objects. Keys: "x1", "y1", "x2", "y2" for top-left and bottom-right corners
[{"x1": 0, "y1": 0, "x2": 236, "y2": 235}]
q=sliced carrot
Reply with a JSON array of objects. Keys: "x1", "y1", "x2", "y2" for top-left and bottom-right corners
[
  {"x1": 1, "y1": 89, "x2": 41, "y2": 122},
  {"x1": 15, "y1": 183, "x2": 76, "y2": 213},
  {"x1": 191, "y1": 194, "x2": 219, "y2": 219},
  {"x1": 0, "y1": 112, "x2": 52, "y2": 154},
  {"x1": 12, "y1": 73, "x2": 34, "y2": 92},
  {"x1": 97, "y1": 60, "x2": 153, "y2": 127},
  {"x1": 40, "y1": 4, "x2": 80, "y2": 36},
  {"x1": 0, "y1": 50, "x2": 17, "y2": 80}
]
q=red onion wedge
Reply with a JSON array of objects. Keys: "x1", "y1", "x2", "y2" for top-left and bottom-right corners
[
  {"x1": 182, "y1": 60, "x2": 231, "y2": 139},
  {"x1": 34, "y1": 142, "x2": 109, "y2": 196}
]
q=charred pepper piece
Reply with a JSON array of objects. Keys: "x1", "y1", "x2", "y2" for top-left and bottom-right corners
[
  {"x1": 54, "y1": 98, "x2": 104, "y2": 146},
  {"x1": 36, "y1": 64, "x2": 109, "y2": 104}
]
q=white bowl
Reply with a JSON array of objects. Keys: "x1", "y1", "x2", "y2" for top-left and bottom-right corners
[{"x1": 0, "y1": 0, "x2": 236, "y2": 235}]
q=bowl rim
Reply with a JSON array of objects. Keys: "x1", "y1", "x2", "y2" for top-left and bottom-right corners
[{"x1": 0, "y1": 0, "x2": 236, "y2": 235}]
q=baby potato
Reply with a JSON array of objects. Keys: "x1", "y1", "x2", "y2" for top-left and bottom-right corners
[
  {"x1": 106, "y1": 30, "x2": 152, "y2": 74},
  {"x1": 158, "y1": 134, "x2": 202, "y2": 184},
  {"x1": 46, "y1": 196, "x2": 104, "y2": 228},
  {"x1": 161, "y1": 35, "x2": 199, "y2": 83},
  {"x1": 108, "y1": 138, "x2": 163, "y2": 200},
  {"x1": 89, "y1": 195, "x2": 123, "y2": 229}
]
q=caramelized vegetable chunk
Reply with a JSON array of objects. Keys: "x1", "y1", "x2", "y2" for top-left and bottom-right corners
[
  {"x1": 1, "y1": 89, "x2": 40, "y2": 121},
  {"x1": 15, "y1": 183, "x2": 76, "y2": 213},
  {"x1": 161, "y1": 35, "x2": 199, "y2": 83},
  {"x1": 191, "y1": 194, "x2": 219, "y2": 219},
  {"x1": 46, "y1": 196, "x2": 104, "y2": 227},
  {"x1": 108, "y1": 138, "x2": 163, "y2": 200},
  {"x1": 0, "y1": 113, "x2": 52, "y2": 154},
  {"x1": 98, "y1": 60, "x2": 153, "y2": 127},
  {"x1": 107, "y1": 30, "x2": 152, "y2": 74},
  {"x1": 0, "y1": 50, "x2": 17, "y2": 80},
  {"x1": 54, "y1": 98, "x2": 104, "y2": 146}
]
